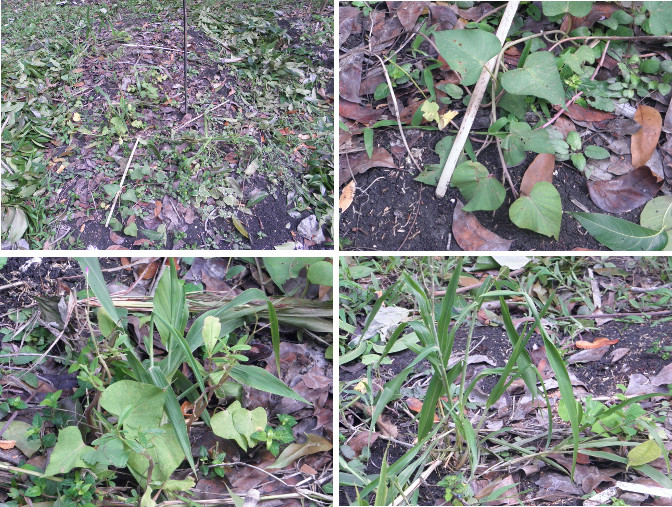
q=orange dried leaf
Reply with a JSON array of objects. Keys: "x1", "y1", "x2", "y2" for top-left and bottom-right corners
[
  {"x1": 406, "y1": 398, "x2": 424, "y2": 413},
  {"x1": 0, "y1": 440, "x2": 16, "y2": 450},
  {"x1": 631, "y1": 105, "x2": 662, "y2": 169},
  {"x1": 339, "y1": 180, "x2": 356, "y2": 212},
  {"x1": 575, "y1": 337, "x2": 619, "y2": 349}
]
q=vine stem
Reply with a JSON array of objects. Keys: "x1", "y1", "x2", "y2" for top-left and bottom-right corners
[{"x1": 436, "y1": 0, "x2": 520, "y2": 198}]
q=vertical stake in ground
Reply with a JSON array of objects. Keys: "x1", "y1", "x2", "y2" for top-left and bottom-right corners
[
  {"x1": 435, "y1": 0, "x2": 520, "y2": 198},
  {"x1": 183, "y1": 0, "x2": 188, "y2": 114}
]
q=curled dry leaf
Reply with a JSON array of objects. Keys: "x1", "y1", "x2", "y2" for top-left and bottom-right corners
[
  {"x1": 452, "y1": 200, "x2": 513, "y2": 251},
  {"x1": 339, "y1": 99, "x2": 384, "y2": 124},
  {"x1": 339, "y1": 180, "x2": 356, "y2": 212},
  {"x1": 269, "y1": 433, "x2": 333, "y2": 469},
  {"x1": 339, "y1": 147, "x2": 397, "y2": 184},
  {"x1": 588, "y1": 165, "x2": 662, "y2": 213},
  {"x1": 575, "y1": 337, "x2": 619, "y2": 349},
  {"x1": 632, "y1": 105, "x2": 663, "y2": 169},
  {"x1": 520, "y1": 153, "x2": 555, "y2": 196},
  {"x1": 346, "y1": 431, "x2": 379, "y2": 456}
]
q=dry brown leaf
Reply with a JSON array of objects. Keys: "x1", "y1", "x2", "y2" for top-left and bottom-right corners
[
  {"x1": 339, "y1": 99, "x2": 384, "y2": 124},
  {"x1": 268, "y1": 434, "x2": 333, "y2": 469},
  {"x1": 575, "y1": 337, "x2": 619, "y2": 349},
  {"x1": 339, "y1": 148, "x2": 397, "y2": 184},
  {"x1": 588, "y1": 165, "x2": 662, "y2": 212},
  {"x1": 553, "y1": 115, "x2": 577, "y2": 140},
  {"x1": 632, "y1": 105, "x2": 663, "y2": 169},
  {"x1": 339, "y1": 180, "x2": 356, "y2": 212},
  {"x1": 339, "y1": 6, "x2": 362, "y2": 42},
  {"x1": 452, "y1": 200, "x2": 513, "y2": 251},
  {"x1": 565, "y1": 103, "x2": 615, "y2": 122},
  {"x1": 348, "y1": 431, "x2": 380, "y2": 456},
  {"x1": 520, "y1": 153, "x2": 555, "y2": 196},
  {"x1": 109, "y1": 231, "x2": 125, "y2": 245},
  {"x1": 339, "y1": 51, "x2": 364, "y2": 102},
  {"x1": 560, "y1": 1, "x2": 620, "y2": 31},
  {"x1": 406, "y1": 398, "x2": 424, "y2": 413},
  {"x1": 396, "y1": 1, "x2": 427, "y2": 30}
]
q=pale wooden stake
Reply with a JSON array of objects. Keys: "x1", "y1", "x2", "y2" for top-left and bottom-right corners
[
  {"x1": 105, "y1": 137, "x2": 141, "y2": 227},
  {"x1": 435, "y1": 0, "x2": 520, "y2": 198}
]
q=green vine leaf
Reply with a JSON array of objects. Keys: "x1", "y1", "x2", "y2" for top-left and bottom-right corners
[
  {"x1": 434, "y1": 29, "x2": 501, "y2": 86},
  {"x1": 451, "y1": 161, "x2": 506, "y2": 211},
  {"x1": 500, "y1": 51, "x2": 566, "y2": 105},
  {"x1": 509, "y1": 182, "x2": 562, "y2": 239}
]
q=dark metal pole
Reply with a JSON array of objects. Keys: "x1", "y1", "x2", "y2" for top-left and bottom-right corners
[{"x1": 183, "y1": 0, "x2": 187, "y2": 113}]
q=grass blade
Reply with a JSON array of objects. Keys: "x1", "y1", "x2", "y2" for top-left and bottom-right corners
[
  {"x1": 229, "y1": 364, "x2": 311, "y2": 405},
  {"x1": 76, "y1": 258, "x2": 124, "y2": 327},
  {"x1": 267, "y1": 299, "x2": 281, "y2": 377}
]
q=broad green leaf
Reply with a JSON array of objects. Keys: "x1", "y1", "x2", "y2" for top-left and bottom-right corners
[
  {"x1": 202, "y1": 315, "x2": 221, "y2": 356},
  {"x1": 100, "y1": 380, "x2": 166, "y2": 429},
  {"x1": 263, "y1": 258, "x2": 323, "y2": 289},
  {"x1": 123, "y1": 222, "x2": 137, "y2": 237},
  {"x1": 82, "y1": 436, "x2": 129, "y2": 467},
  {"x1": 451, "y1": 161, "x2": 506, "y2": 211},
  {"x1": 509, "y1": 182, "x2": 562, "y2": 239},
  {"x1": 542, "y1": 1, "x2": 593, "y2": 17},
  {"x1": 434, "y1": 29, "x2": 502, "y2": 86},
  {"x1": 0, "y1": 420, "x2": 40, "y2": 457},
  {"x1": 3, "y1": 207, "x2": 28, "y2": 242},
  {"x1": 126, "y1": 423, "x2": 184, "y2": 483},
  {"x1": 562, "y1": 45, "x2": 597, "y2": 74},
  {"x1": 643, "y1": 1, "x2": 672, "y2": 36},
  {"x1": 307, "y1": 260, "x2": 334, "y2": 287},
  {"x1": 640, "y1": 196, "x2": 672, "y2": 251},
  {"x1": 500, "y1": 51, "x2": 566, "y2": 105},
  {"x1": 44, "y1": 426, "x2": 93, "y2": 476},
  {"x1": 570, "y1": 212, "x2": 668, "y2": 250},
  {"x1": 211, "y1": 401, "x2": 267, "y2": 451},
  {"x1": 269, "y1": 433, "x2": 333, "y2": 469},
  {"x1": 502, "y1": 122, "x2": 553, "y2": 167},
  {"x1": 628, "y1": 440, "x2": 662, "y2": 467},
  {"x1": 229, "y1": 364, "x2": 311, "y2": 405},
  {"x1": 584, "y1": 145, "x2": 610, "y2": 159}
]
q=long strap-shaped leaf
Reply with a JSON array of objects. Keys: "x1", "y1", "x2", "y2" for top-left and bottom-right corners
[{"x1": 148, "y1": 366, "x2": 196, "y2": 474}]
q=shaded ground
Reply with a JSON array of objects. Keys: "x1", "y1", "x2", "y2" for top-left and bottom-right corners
[
  {"x1": 339, "y1": 256, "x2": 672, "y2": 506},
  {"x1": 1, "y1": 0, "x2": 334, "y2": 250}
]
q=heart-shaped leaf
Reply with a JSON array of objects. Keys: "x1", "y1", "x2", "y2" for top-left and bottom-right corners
[
  {"x1": 570, "y1": 212, "x2": 668, "y2": 250},
  {"x1": 500, "y1": 51, "x2": 566, "y2": 105},
  {"x1": 509, "y1": 182, "x2": 562, "y2": 239},
  {"x1": 434, "y1": 29, "x2": 501, "y2": 86},
  {"x1": 451, "y1": 161, "x2": 506, "y2": 211},
  {"x1": 542, "y1": 1, "x2": 593, "y2": 17},
  {"x1": 640, "y1": 195, "x2": 672, "y2": 251}
]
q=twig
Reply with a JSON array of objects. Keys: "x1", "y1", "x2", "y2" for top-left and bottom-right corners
[
  {"x1": 242, "y1": 490, "x2": 260, "y2": 507},
  {"x1": 436, "y1": 1, "x2": 520, "y2": 198},
  {"x1": 371, "y1": 52, "x2": 422, "y2": 173},
  {"x1": 548, "y1": 34, "x2": 672, "y2": 52},
  {"x1": 432, "y1": 267, "x2": 526, "y2": 296},
  {"x1": 397, "y1": 187, "x2": 422, "y2": 250},
  {"x1": 630, "y1": 282, "x2": 672, "y2": 292},
  {"x1": 0, "y1": 281, "x2": 27, "y2": 291},
  {"x1": 105, "y1": 137, "x2": 141, "y2": 227},
  {"x1": 475, "y1": 3, "x2": 507, "y2": 23},
  {"x1": 121, "y1": 44, "x2": 184, "y2": 53},
  {"x1": 392, "y1": 459, "x2": 442, "y2": 506}
]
